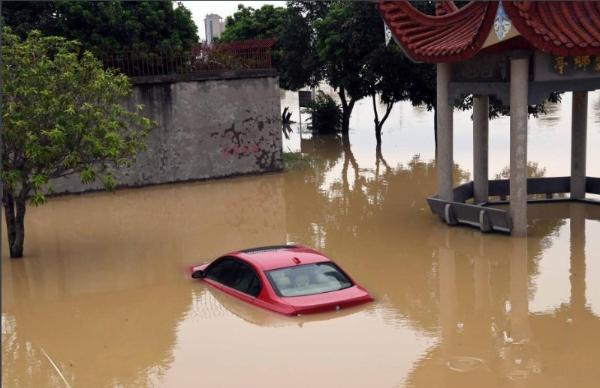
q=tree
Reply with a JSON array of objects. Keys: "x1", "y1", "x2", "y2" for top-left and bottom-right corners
[
  {"x1": 315, "y1": 1, "x2": 383, "y2": 133},
  {"x1": 218, "y1": 3, "x2": 321, "y2": 90},
  {"x1": 277, "y1": 4, "x2": 324, "y2": 90},
  {"x1": 2, "y1": 29, "x2": 153, "y2": 258},
  {"x1": 220, "y1": 4, "x2": 286, "y2": 42},
  {"x1": 365, "y1": 44, "x2": 414, "y2": 145},
  {"x1": 1, "y1": 1, "x2": 198, "y2": 56}
]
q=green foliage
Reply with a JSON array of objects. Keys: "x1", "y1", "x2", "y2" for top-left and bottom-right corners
[
  {"x1": 220, "y1": 5, "x2": 286, "y2": 42},
  {"x1": 365, "y1": 45, "x2": 412, "y2": 106},
  {"x1": 1, "y1": 1, "x2": 198, "y2": 56},
  {"x1": 314, "y1": 2, "x2": 383, "y2": 104},
  {"x1": 303, "y1": 92, "x2": 343, "y2": 134},
  {"x1": 278, "y1": 3, "x2": 323, "y2": 90},
  {"x1": 2, "y1": 27, "x2": 153, "y2": 204},
  {"x1": 495, "y1": 161, "x2": 547, "y2": 179},
  {"x1": 282, "y1": 152, "x2": 314, "y2": 170},
  {"x1": 218, "y1": 3, "x2": 320, "y2": 90}
]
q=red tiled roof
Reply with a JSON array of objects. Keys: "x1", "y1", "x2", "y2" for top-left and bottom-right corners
[
  {"x1": 435, "y1": 1, "x2": 458, "y2": 17},
  {"x1": 378, "y1": 1, "x2": 600, "y2": 63},
  {"x1": 377, "y1": 1, "x2": 499, "y2": 63},
  {"x1": 503, "y1": 1, "x2": 600, "y2": 57}
]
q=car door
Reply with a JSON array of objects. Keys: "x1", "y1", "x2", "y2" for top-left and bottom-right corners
[
  {"x1": 204, "y1": 257, "x2": 238, "y2": 292},
  {"x1": 205, "y1": 257, "x2": 262, "y2": 302}
]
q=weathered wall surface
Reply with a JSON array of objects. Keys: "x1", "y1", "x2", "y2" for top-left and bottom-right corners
[{"x1": 51, "y1": 71, "x2": 282, "y2": 194}]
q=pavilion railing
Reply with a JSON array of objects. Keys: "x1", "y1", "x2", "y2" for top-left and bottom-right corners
[
  {"x1": 101, "y1": 39, "x2": 275, "y2": 78},
  {"x1": 427, "y1": 176, "x2": 600, "y2": 234}
]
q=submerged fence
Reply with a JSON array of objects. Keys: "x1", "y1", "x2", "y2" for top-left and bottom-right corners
[{"x1": 101, "y1": 39, "x2": 275, "y2": 78}]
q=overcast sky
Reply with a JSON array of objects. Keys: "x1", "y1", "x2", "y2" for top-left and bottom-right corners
[{"x1": 181, "y1": 1, "x2": 285, "y2": 41}]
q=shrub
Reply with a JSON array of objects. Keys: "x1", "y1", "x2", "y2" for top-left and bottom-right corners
[{"x1": 303, "y1": 91, "x2": 342, "y2": 134}]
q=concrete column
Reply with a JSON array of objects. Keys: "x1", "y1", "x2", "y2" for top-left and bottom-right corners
[
  {"x1": 473, "y1": 95, "x2": 489, "y2": 203},
  {"x1": 437, "y1": 63, "x2": 454, "y2": 201},
  {"x1": 571, "y1": 91, "x2": 588, "y2": 199},
  {"x1": 509, "y1": 56, "x2": 529, "y2": 237}
]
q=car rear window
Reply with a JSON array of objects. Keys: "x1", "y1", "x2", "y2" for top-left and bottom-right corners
[{"x1": 266, "y1": 262, "x2": 352, "y2": 297}]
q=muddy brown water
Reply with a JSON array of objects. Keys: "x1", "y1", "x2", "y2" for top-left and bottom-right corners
[{"x1": 3, "y1": 92, "x2": 600, "y2": 387}]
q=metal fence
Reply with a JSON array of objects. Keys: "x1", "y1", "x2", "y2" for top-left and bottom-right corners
[{"x1": 101, "y1": 39, "x2": 275, "y2": 78}]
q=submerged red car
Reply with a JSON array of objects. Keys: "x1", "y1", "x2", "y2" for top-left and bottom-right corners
[{"x1": 190, "y1": 245, "x2": 373, "y2": 316}]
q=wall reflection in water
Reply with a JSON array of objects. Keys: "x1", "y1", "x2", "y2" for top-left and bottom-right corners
[{"x1": 2, "y1": 133, "x2": 600, "y2": 387}]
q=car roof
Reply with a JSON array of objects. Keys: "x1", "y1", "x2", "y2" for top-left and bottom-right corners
[{"x1": 226, "y1": 245, "x2": 331, "y2": 271}]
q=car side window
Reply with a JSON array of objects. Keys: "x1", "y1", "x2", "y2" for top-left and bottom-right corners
[
  {"x1": 206, "y1": 257, "x2": 261, "y2": 297},
  {"x1": 230, "y1": 262, "x2": 262, "y2": 297},
  {"x1": 205, "y1": 258, "x2": 238, "y2": 285}
]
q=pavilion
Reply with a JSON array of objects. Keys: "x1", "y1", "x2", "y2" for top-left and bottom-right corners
[{"x1": 378, "y1": 1, "x2": 600, "y2": 236}]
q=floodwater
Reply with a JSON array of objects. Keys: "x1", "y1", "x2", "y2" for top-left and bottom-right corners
[{"x1": 3, "y1": 91, "x2": 600, "y2": 387}]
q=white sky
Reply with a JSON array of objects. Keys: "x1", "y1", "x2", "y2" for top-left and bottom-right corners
[{"x1": 181, "y1": 1, "x2": 286, "y2": 41}]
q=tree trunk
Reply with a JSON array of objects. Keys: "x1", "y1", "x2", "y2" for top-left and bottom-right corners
[
  {"x1": 372, "y1": 94, "x2": 382, "y2": 145},
  {"x1": 342, "y1": 109, "x2": 350, "y2": 133},
  {"x1": 3, "y1": 190, "x2": 17, "y2": 255},
  {"x1": 372, "y1": 95, "x2": 394, "y2": 146},
  {"x1": 338, "y1": 88, "x2": 356, "y2": 134},
  {"x1": 3, "y1": 189, "x2": 26, "y2": 258}
]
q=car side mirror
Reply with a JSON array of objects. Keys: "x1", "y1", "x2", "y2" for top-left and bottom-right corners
[{"x1": 191, "y1": 269, "x2": 205, "y2": 279}]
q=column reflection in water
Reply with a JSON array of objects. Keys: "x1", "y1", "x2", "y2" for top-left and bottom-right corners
[
  {"x1": 569, "y1": 204, "x2": 586, "y2": 312},
  {"x1": 502, "y1": 237, "x2": 540, "y2": 381},
  {"x1": 473, "y1": 237, "x2": 491, "y2": 315},
  {"x1": 438, "y1": 245, "x2": 457, "y2": 363},
  {"x1": 437, "y1": 231, "x2": 494, "y2": 380}
]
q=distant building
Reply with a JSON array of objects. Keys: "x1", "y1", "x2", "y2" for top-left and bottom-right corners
[{"x1": 204, "y1": 14, "x2": 224, "y2": 44}]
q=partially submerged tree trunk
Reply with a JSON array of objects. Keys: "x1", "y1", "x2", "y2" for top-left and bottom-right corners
[
  {"x1": 371, "y1": 94, "x2": 394, "y2": 146},
  {"x1": 341, "y1": 132, "x2": 359, "y2": 180},
  {"x1": 3, "y1": 188, "x2": 27, "y2": 258},
  {"x1": 338, "y1": 88, "x2": 356, "y2": 134}
]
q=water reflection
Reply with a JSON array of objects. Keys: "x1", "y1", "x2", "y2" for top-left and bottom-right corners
[
  {"x1": 3, "y1": 95, "x2": 600, "y2": 387},
  {"x1": 2, "y1": 258, "x2": 190, "y2": 387},
  {"x1": 3, "y1": 176, "x2": 287, "y2": 387},
  {"x1": 407, "y1": 205, "x2": 599, "y2": 387},
  {"x1": 194, "y1": 286, "x2": 372, "y2": 328}
]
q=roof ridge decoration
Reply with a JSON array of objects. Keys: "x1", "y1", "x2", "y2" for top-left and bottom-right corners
[
  {"x1": 494, "y1": 2, "x2": 512, "y2": 41},
  {"x1": 377, "y1": 1, "x2": 600, "y2": 63}
]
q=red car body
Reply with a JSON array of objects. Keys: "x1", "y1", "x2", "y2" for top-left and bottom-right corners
[{"x1": 190, "y1": 245, "x2": 373, "y2": 316}]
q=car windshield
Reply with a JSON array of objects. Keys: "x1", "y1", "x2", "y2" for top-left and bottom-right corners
[{"x1": 266, "y1": 262, "x2": 352, "y2": 297}]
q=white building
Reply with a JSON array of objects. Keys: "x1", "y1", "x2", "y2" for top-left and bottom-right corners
[{"x1": 204, "y1": 14, "x2": 224, "y2": 44}]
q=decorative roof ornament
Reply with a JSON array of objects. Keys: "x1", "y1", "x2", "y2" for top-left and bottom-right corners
[
  {"x1": 493, "y1": 2, "x2": 511, "y2": 41},
  {"x1": 384, "y1": 22, "x2": 392, "y2": 46}
]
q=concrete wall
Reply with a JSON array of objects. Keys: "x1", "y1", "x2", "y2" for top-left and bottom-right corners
[{"x1": 51, "y1": 70, "x2": 282, "y2": 194}]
